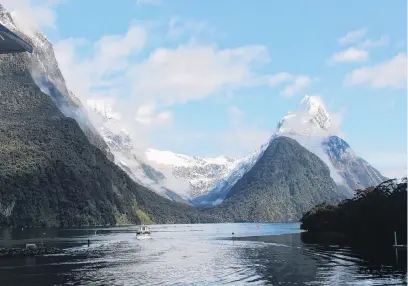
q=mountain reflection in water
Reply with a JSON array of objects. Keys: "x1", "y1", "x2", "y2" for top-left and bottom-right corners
[{"x1": 0, "y1": 223, "x2": 406, "y2": 285}]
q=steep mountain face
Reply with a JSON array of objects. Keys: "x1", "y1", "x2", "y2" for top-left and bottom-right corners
[
  {"x1": 198, "y1": 95, "x2": 386, "y2": 205},
  {"x1": 0, "y1": 7, "x2": 212, "y2": 227},
  {"x1": 206, "y1": 136, "x2": 343, "y2": 222},
  {"x1": 85, "y1": 105, "x2": 191, "y2": 204},
  {"x1": 278, "y1": 95, "x2": 387, "y2": 192},
  {"x1": 322, "y1": 136, "x2": 387, "y2": 191},
  {"x1": 0, "y1": 6, "x2": 112, "y2": 160},
  {"x1": 0, "y1": 9, "x2": 190, "y2": 205}
]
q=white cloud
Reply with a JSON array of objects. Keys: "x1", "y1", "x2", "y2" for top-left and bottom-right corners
[
  {"x1": 338, "y1": 28, "x2": 367, "y2": 46},
  {"x1": 344, "y1": 53, "x2": 407, "y2": 89},
  {"x1": 267, "y1": 72, "x2": 294, "y2": 86},
  {"x1": 254, "y1": 73, "x2": 315, "y2": 97},
  {"x1": 54, "y1": 24, "x2": 146, "y2": 101},
  {"x1": 20, "y1": 2, "x2": 312, "y2": 154},
  {"x1": 127, "y1": 43, "x2": 270, "y2": 105},
  {"x1": 53, "y1": 20, "x2": 279, "y2": 150},
  {"x1": 280, "y1": 75, "x2": 313, "y2": 97},
  {"x1": 329, "y1": 47, "x2": 369, "y2": 64},
  {"x1": 2, "y1": 0, "x2": 64, "y2": 33},
  {"x1": 166, "y1": 17, "x2": 213, "y2": 41},
  {"x1": 95, "y1": 26, "x2": 146, "y2": 74},
  {"x1": 135, "y1": 103, "x2": 173, "y2": 126},
  {"x1": 360, "y1": 35, "x2": 389, "y2": 48}
]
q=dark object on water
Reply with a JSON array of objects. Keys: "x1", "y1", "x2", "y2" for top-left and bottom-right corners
[
  {"x1": 0, "y1": 23, "x2": 33, "y2": 54},
  {"x1": 88, "y1": 239, "x2": 90, "y2": 247},
  {"x1": 393, "y1": 231, "x2": 407, "y2": 251},
  {"x1": 0, "y1": 246, "x2": 63, "y2": 258}
]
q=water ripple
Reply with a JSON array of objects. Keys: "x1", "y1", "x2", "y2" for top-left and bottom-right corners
[{"x1": 0, "y1": 223, "x2": 406, "y2": 286}]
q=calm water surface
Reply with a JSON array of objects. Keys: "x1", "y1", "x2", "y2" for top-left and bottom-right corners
[{"x1": 0, "y1": 223, "x2": 406, "y2": 285}]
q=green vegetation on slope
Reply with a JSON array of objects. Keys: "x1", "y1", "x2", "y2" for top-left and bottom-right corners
[
  {"x1": 0, "y1": 52, "x2": 216, "y2": 228},
  {"x1": 300, "y1": 178, "x2": 407, "y2": 246},
  {"x1": 203, "y1": 136, "x2": 346, "y2": 222}
]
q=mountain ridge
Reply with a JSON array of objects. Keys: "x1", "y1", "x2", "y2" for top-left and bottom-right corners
[
  {"x1": 203, "y1": 136, "x2": 344, "y2": 222},
  {"x1": 86, "y1": 99, "x2": 242, "y2": 201},
  {"x1": 0, "y1": 5, "x2": 211, "y2": 227},
  {"x1": 1, "y1": 4, "x2": 388, "y2": 218},
  {"x1": 195, "y1": 95, "x2": 387, "y2": 205}
]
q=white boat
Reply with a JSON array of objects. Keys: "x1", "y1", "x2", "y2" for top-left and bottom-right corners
[{"x1": 136, "y1": 225, "x2": 151, "y2": 240}]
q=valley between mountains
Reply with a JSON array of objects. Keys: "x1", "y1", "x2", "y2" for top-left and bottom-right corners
[{"x1": 0, "y1": 5, "x2": 388, "y2": 227}]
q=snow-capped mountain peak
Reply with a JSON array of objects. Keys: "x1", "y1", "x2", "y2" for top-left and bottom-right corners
[
  {"x1": 299, "y1": 95, "x2": 332, "y2": 129},
  {"x1": 277, "y1": 95, "x2": 337, "y2": 137},
  {"x1": 196, "y1": 94, "x2": 386, "y2": 205}
]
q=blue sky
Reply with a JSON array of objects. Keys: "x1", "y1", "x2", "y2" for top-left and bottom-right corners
[{"x1": 4, "y1": 0, "x2": 407, "y2": 177}]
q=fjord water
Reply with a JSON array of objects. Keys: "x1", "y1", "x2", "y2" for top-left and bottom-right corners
[{"x1": 0, "y1": 223, "x2": 406, "y2": 285}]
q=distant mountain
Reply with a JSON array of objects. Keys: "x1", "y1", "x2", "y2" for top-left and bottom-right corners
[
  {"x1": 205, "y1": 136, "x2": 343, "y2": 222},
  {"x1": 0, "y1": 5, "x2": 212, "y2": 227},
  {"x1": 144, "y1": 148, "x2": 241, "y2": 198},
  {"x1": 196, "y1": 95, "x2": 387, "y2": 206},
  {"x1": 86, "y1": 99, "x2": 242, "y2": 202},
  {"x1": 321, "y1": 136, "x2": 387, "y2": 191}
]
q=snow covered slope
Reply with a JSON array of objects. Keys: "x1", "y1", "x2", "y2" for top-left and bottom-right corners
[
  {"x1": 86, "y1": 99, "x2": 241, "y2": 202},
  {"x1": 195, "y1": 95, "x2": 387, "y2": 205},
  {"x1": 85, "y1": 100, "x2": 181, "y2": 200},
  {"x1": 0, "y1": 9, "x2": 191, "y2": 203},
  {"x1": 5, "y1": 5, "x2": 384, "y2": 206},
  {"x1": 145, "y1": 148, "x2": 240, "y2": 198}
]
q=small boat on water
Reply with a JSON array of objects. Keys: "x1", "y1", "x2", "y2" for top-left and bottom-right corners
[{"x1": 136, "y1": 225, "x2": 151, "y2": 240}]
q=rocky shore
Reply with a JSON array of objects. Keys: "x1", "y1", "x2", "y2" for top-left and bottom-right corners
[{"x1": 0, "y1": 246, "x2": 64, "y2": 257}]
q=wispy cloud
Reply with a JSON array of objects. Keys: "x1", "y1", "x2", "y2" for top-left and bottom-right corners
[
  {"x1": 338, "y1": 28, "x2": 368, "y2": 46},
  {"x1": 126, "y1": 43, "x2": 270, "y2": 106},
  {"x1": 267, "y1": 72, "x2": 294, "y2": 86},
  {"x1": 261, "y1": 73, "x2": 316, "y2": 97},
  {"x1": 165, "y1": 16, "x2": 216, "y2": 42},
  {"x1": 134, "y1": 103, "x2": 173, "y2": 126},
  {"x1": 344, "y1": 53, "x2": 407, "y2": 89},
  {"x1": 329, "y1": 47, "x2": 369, "y2": 64},
  {"x1": 2, "y1": 0, "x2": 65, "y2": 33},
  {"x1": 280, "y1": 75, "x2": 314, "y2": 97},
  {"x1": 52, "y1": 15, "x2": 282, "y2": 150},
  {"x1": 359, "y1": 35, "x2": 389, "y2": 48}
]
